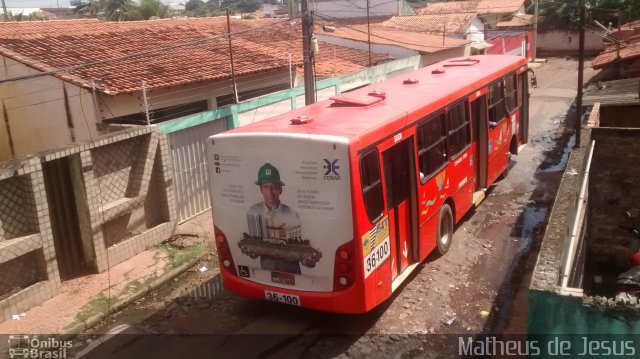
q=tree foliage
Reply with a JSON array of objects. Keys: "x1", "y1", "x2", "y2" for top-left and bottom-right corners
[
  {"x1": 74, "y1": 0, "x2": 170, "y2": 21},
  {"x1": 538, "y1": 0, "x2": 640, "y2": 30}
]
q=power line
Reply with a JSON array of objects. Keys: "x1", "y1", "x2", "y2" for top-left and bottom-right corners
[{"x1": 0, "y1": 16, "x2": 300, "y2": 86}]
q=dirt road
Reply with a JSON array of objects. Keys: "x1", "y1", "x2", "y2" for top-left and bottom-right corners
[{"x1": 81, "y1": 58, "x2": 595, "y2": 359}]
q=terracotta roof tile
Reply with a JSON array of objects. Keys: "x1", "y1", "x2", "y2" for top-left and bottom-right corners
[
  {"x1": 0, "y1": 18, "x2": 307, "y2": 95},
  {"x1": 496, "y1": 13, "x2": 534, "y2": 28},
  {"x1": 417, "y1": 1, "x2": 480, "y2": 14},
  {"x1": 593, "y1": 21, "x2": 640, "y2": 69},
  {"x1": 417, "y1": 0, "x2": 525, "y2": 15},
  {"x1": 322, "y1": 25, "x2": 470, "y2": 54},
  {"x1": 382, "y1": 13, "x2": 477, "y2": 35},
  {"x1": 311, "y1": 43, "x2": 393, "y2": 78}
]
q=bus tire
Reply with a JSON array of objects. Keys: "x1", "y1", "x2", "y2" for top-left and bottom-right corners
[
  {"x1": 436, "y1": 204, "x2": 454, "y2": 255},
  {"x1": 497, "y1": 152, "x2": 511, "y2": 181}
]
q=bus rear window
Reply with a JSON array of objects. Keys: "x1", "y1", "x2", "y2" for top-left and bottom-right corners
[{"x1": 360, "y1": 150, "x2": 384, "y2": 223}]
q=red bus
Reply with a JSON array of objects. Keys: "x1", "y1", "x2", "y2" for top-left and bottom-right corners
[{"x1": 208, "y1": 55, "x2": 530, "y2": 313}]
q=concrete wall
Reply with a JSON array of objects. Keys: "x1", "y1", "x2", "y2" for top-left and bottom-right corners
[
  {"x1": 0, "y1": 53, "x2": 290, "y2": 163},
  {"x1": 537, "y1": 30, "x2": 604, "y2": 55},
  {"x1": 0, "y1": 127, "x2": 177, "y2": 323},
  {"x1": 600, "y1": 105, "x2": 640, "y2": 127},
  {"x1": 587, "y1": 127, "x2": 640, "y2": 274},
  {"x1": 467, "y1": 18, "x2": 485, "y2": 42},
  {"x1": 420, "y1": 46, "x2": 469, "y2": 67},
  {"x1": 0, "y1": 57, "x2": 98, "y2": 162},
  {"x1": 317, "y1": 34, "x2": 419, "y2": 59},
  {"x1": 0, "y1": 158, "x2": 61, "y2": 323},
  {"x1": 312, "y1": 0, "x2": 399, "y2": 19}
]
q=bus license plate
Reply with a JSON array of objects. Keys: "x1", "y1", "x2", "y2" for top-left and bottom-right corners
[{"x1": 265, "y1": 291, "x2": 300, "y2": 306}]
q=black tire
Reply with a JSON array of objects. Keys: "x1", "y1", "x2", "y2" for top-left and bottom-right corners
[
  {"x1": 497, "y1": 152, "x2": 511, "y2": 181},
  {"x1": 436, "y1": 204, "x2": 454, "y2": 255}
]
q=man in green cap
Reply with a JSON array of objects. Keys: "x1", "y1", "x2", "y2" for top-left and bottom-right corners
[{"x1": 247, "y1": 163, "x2": 302, "y2": 274}]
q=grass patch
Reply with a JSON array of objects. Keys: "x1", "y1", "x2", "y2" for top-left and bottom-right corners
[
  {"x1": 123, "y1": 274, "x2": 158, "y2": 296},
  {"x1": 66, "y1": 293, "x2": 116, "y2": 329},
  {"x1": 158, "y1": 242, "x2": 205, "y2": 270}
]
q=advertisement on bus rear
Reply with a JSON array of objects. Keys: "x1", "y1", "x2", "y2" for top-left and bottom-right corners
[{"x1": 208, "y1": 134, "x2": 353, "y2": 292}]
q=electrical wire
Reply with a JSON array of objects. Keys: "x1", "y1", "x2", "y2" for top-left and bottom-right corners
[{"x1": 0, "y1": 16, "x2": 301, "y2": 86}]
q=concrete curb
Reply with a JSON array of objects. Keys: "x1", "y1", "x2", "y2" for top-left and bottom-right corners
[{"x1": 62, "y1": 253, "x2": 207, "y2": 336}]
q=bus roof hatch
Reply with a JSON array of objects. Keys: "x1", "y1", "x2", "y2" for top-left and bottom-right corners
[{"x1": 330, "y1": 91, "x2": 386, "y2": 106}]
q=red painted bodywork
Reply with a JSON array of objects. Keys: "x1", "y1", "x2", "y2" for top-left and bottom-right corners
[{"x1": 218, "y1": 55, "x2": 529, "y2": 313}]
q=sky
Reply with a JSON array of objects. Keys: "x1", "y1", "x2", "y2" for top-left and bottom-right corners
[
  {"x1": 5, "y1": 1, "x2": 72, "y2": 7},
  {"x1": 3, "y1": 1, "x2": 179, "y2": 8}
]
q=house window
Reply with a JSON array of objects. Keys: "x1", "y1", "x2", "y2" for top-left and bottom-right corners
[
  {"x1": 360, "y1": 150, "x2": 384, "y2": 223},
  {"x1": 105, "y1": 100, "x2": 208, "y2": 125},
  {"x1": 447, "y1": 101, "x2": 470, "y2": 158},
  {"x1": 505, "y1": 74, "x2": 517, "y2": 114},
  {"x1": 488, "y1": 81, "x2": 506, "y2": 127},
  {"x1": 417, "y1": 112, "x2": 448, "y2": 182},
  {"x1": 216, "y1": 83, "x2": 290, "y2": 107}
]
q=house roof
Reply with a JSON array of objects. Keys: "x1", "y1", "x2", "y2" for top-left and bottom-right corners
[
  {"x1": 321, "y1": 25, "x2": 470, "y2": 54},
  {"x1": 496, "y1": 13, "x2": 534, "y2": 28},
  {"x1": 417, "y1": 1, "x2": 480, "y2": 15},
  {"x1": 417, "y1": 0, "x2": 525, "y2": 16},
  {"x1": 476, "y1": 0, "x2": 526, "y2": 14},
  {"x1": 381, "y1": 13, "x2": 477, "y2": 35},
  {"x1": 302, "y1": 44, "x2": 393, "y2": 78},
  {"x1": 0, "y1": 18, "x2": 308, "y2": 95},
  {"x1": 0, "y1": 18, "x2": 401, "y2": 95},
  {"x1": 593, "y1": 21, "x2": 640, "y2": 69},
  {"x1": 583, "y1": 77, "x2": 640, "y2": 107}
]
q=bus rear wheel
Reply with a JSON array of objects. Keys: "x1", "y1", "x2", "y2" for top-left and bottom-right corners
[{"x1": 436, "y1": 204, "x2": 453, "y2": 255}]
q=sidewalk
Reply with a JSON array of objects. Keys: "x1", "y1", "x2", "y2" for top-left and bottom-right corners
[{"x1": 0, "y1": 211, "x2": 214, "y2": 335}]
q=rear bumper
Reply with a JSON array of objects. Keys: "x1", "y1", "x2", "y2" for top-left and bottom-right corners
[{"x1": 220, "y1": 269, "x2": 369, "y2": 313}]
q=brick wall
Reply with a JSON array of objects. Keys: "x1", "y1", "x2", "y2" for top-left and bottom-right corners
[{"x1": 587, "y1": 129, "x2": 640, "y2": 274}]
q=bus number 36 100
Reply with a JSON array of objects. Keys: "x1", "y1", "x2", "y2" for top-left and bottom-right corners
[{"x1": 365, "y1": 238, "x2": 390, "y2": 275}]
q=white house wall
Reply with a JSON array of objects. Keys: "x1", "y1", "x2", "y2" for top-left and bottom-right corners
[
  {"x1": 467, "y1": 18, "x2": 485, "y2": 42},
  {"x1": 317, "y1": 34, "x2": 419, "y2": 59},
  {"x1": 420, "y1": 46, "x2": 469, "y2": 67},
  {"x1": 98, "y1": 69, "x2": 291, "y2": 121},
  {"x1": 312, "y1": 0, "x2": 400, "y2": 19},
  {"x1": 0, "y1": 57, "x2": 98, "y2": 162}
]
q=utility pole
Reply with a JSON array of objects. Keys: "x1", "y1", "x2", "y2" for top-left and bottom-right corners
[
  {"x1": 366, "y1": 0, "x2": 372, "y2": 67},
  {"x1": 532, "y1": 0, "x2": 539, "y2": 61},
  {"x1": 616, "y1": 10, "x2": 623, "y2": 77},
  {"x1": 227, "y1": 7, "x2": 239, "y2": 104},
  {"x1": 575, "y1": 0, "x2": 585, "y2": 149},
  {"x1": 1, "y1": 0, "x2": 8, "y2": 22},
  {"x1": 301, "y1": 0, "x2": 315, "y2": 105}
]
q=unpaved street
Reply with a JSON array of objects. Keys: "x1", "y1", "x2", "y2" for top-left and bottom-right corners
[{"x1": 82, "y1": 58, "x2": 595, "y2": 359}]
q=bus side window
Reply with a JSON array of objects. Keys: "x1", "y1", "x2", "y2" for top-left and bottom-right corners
[
  {"x1": 417, "y1": 112, "x2": 448, "y2": 183},
  {"x1": 488, "y1": 81, "x2": 505, "y2": 128},
  {"x1": 360, "y1": 150, "x2": 384, "y2": 223},
  {"x1": 505, "y1": 74, "x2": 517, "y2": 114},
  {"x1": 447, "y1": 101, "x2": 470, "y2": 158}
]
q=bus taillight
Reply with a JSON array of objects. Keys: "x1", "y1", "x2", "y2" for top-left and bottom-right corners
[
  {"x1": 214, "y1": 226, "x2": 237, "y2": 276},
  {"x1": 334, "y1": 241, "x2": 355, "y2": 291}
]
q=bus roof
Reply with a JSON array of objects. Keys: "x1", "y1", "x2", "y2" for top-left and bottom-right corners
[{"x1": 222, "y1": 55, "x2": 527, "y2": 147}]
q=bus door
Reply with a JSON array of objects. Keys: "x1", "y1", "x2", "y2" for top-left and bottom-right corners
[
  {"x1": 470, "y1": 94, "x2": 489, "y2": 189},
  {"x1": 518, "y1": 72, "x2": 529, "y2": 145},
  {"x1": 382, "y1": 138, "x2": 418, "y2": 278}
]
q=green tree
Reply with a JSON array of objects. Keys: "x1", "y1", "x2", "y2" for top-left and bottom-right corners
[
  {"x1": 128, "y1": 0, "x2": 170, "y2": 20},
  {"x1": 185, "y1": 0, "x2": 205, "y2": 11},
  {"x1": 538, "y1": 0, "x2": 640, "y2": 30},
  {"x1": 74, "y1": 0, "x2": 135, "y2": 21}
]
